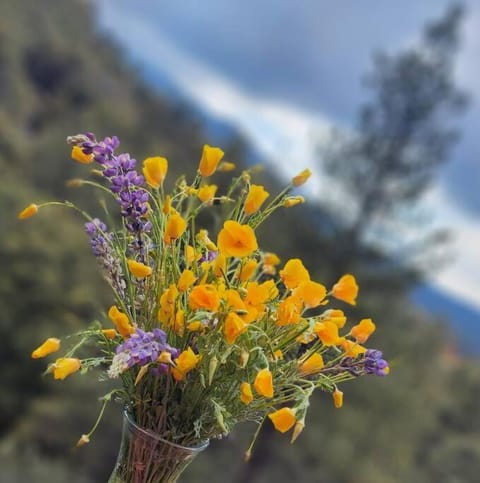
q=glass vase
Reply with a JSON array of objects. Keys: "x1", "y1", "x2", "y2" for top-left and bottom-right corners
[{"x1": 108, "y1": 411, "x2": 209, "y2": 483}]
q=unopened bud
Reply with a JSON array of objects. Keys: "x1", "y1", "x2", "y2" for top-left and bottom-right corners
[
  {"x1": 292, "y1": 168, "x2": 311, "y2": 187},
  {"x1": 76, "y1": 434, "x2": 90, "y2": 447},
  {"x1": 283, "y1": 196, "x2": 305, "y2": 208},
  {"x1": 333, "y1": 389, "x2": 344, "y2": 409},
  {"x1": 65, "y1": 178, "x2": 84, "y2": 187},
  {"x1": 290, "y1": 420, "x2": 305, "y2": 443},
  {"x1": 239, "y1": 350, "x2": 250, "y2": 368}
]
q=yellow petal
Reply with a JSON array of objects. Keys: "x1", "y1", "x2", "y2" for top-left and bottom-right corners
[
  {"x1": 292, "y1": 169, "x2": 311, "y2": 187},
  {"x1": 127, "y1": 259, "x2": 153, "y2": 278},
  {"x1": 71, "y1": 146, "x2": 93, "y2": 164}
]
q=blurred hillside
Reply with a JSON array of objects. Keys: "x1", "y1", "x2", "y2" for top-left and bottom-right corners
[{"x1": 1, "y1": 1, "x2": 480, "y2": 482}]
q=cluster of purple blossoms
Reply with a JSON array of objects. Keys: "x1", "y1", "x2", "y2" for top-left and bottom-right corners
[
  {"x1": 108, "y1": 328, "x2": 179, "y2": 378},
  {"x1": 67, "y1": 133, "x2": 151, "y2": 251},
  {"x1": 85, "y1": 218, "x2": 126, "y2": 298},
  {"x1": 363, "y1": 349, "x2": 389, "y2": 376}
]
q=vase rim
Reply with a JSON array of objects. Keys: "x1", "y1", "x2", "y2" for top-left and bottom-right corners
[{"x1": 123, "y1": 410, "x2": 210, "y2": 453}]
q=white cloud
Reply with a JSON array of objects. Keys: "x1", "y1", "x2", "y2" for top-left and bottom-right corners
[{"x1": 98, "y1": 4, "x2": 480, "y2": 311}]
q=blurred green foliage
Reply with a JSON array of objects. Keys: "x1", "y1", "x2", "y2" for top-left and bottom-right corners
[{"x1": 1, "y1": 1, "x2": 479, "y2": 482}]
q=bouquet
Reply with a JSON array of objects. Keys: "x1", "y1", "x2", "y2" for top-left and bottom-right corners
[{"x1": 21, "y1": 132, "x2": 389, "y2": 482}]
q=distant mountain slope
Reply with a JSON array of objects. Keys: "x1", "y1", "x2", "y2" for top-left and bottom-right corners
[{"x1": 412, "y1": 283, "x2": 480, "y2": 354}]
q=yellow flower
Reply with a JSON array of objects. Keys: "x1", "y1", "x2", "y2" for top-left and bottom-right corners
[
  {"x1": 196, "y1": 229, "x2": 218, "y2": 251},
  {"x1": 244, "y1": 184, "x2": 269, "y2": 215},
  {"x1": 177, "y1": 269, "x2": 196, "y2": 292},
  {"x1": 283, "y1": 196, "x2": 305, "y2": 208},
  {"x1": 294, "y1": 281, "x2": 327, "y2": 308},
  {"x1": 331, "y1": 274, "x2": 358, "y2": 305},
  {"x1": 240, "y1": 382, "x2": 253, "y2": 405},
  {"x1": 217, "y1": 220, "x2": 258, "y2": 258},
  {"x1": 268, "y1": 408, "x2": 297, "y2": 433},
  {"x1": 322, "y1": 309, "x2": 347, "y2": 329},
  {"x1": 108, "y1": 305, "x2": 135, "y2": 337},
  {"x1": 197, "y1": 184, "x2": 218, "y2": 204},
  {"x1": 264, "y1": 252, "x2": 281, "y2": 266},
  {"x1": 254, "y1": 368, "x2": 274, "y2": 398},
  {"x1": 299, "y1": 353, "x2": 324, "y2": 375},
  {"x1": 18, "y1": 203, "x2": 38, "y2": 220},
  {"x1": 158, "y1": 351, "x2": 173, "y2": 364},
  {"x1": 172, "y1": 347, "x2": 200, "y2": 381},
  {"x1": 185, "y1": 245, "x2": 196, "y2": 266},
  {"x1": 142, "y1": 156, "x2": 168, "y2": 188},
  {"x1": 340, "y1": 339, "x2": 366, "y2": 357},
  {"x1": 102, "y1": 329, "x2": 118, "y2": 340},
  {"x1": 127, "y1": 259, "x2": 152, "y2": 278},
  {"x1": 276, "y1": 296, "x2": 303, "y2": 326},
  {"x1": 71, "y1": 146, "x2": 93, "y2": 164},
  {"x1": 224, "y1": 312, "x2": 248, "y2": 344},
  {"x1": 218, "y1": 161, "x2": 236, "y2": 172},
  {"x1": 273, "y1": 349, "x2": 283, "y2": 361},
  {"x1": 164, "y1": 213, "x2": 187, "y2": 244},
  {"x1": 279, "y1": 259, "x2": 310, "y2": 289},
  {"x1": 174, "y1": 309, "x2": 185, "y2": 336},
  {"x1": 333, "y1": 389, "x2": 344, "y2": 409},
  {"x1": 53, "y1": 358, "x2": 81, "y2": 380},
  {"x1": 163, "y1": 194, "x2": 172, "y2": 214},
  {"x1": 292, "y1": 168, "x2": 311, "y2": 187},
  {"x1": 245, "y1": 280, "x2": 278, "y2": 306},
  {"x1": 238, "y1": 258, "x2": 258, "y2": 282},
  {"x1": 314, "y1": 321, "x2": 340, "y2": 346},
  {"x1": 198, "y1": 144, "x2": 224, "y2": 177},
  {"x1": 351, "y1": 318, "x2": 376, "y2": 343},
  {"x1": 158, "y1": 284, "x2": 179, "y2": 325},
  {"x1": 189, "y1": 284, "x2": 221, "y2": 312},
  {"x1": 213, "y1": 253, "x2": 226, "y2": 277},
  {"x1": 31, "y1": 338, "x2": 60, "y2": 359}
]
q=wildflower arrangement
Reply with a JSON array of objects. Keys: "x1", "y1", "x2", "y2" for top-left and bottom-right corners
[{"x1": 23, "y1": 133, "x2": 388, "y2": 480}]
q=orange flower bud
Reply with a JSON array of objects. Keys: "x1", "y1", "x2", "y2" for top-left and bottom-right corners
[
  {"x1": 164, "y1": 213, "x2": 187, "y2": 244},
  {"x1": 31, "y1": 338, "x2": 60, "y2": 359},
  {"x1": 142, "y1": 156, "x2": 168, "y2": 188},
  {"x1": 198, "y1": 144, "x2": 224, "y2": 177},
  {"x1": 351, "y1": 318, "x2": 376, "y2": 343},
  {"x1": 254, "y1": 368, "x2": 274, "y2": 398},
  {"x1": 292, "y1": 168, "x2": 311, "y2": 187},
  {"x1": 299, "y1": 353, "x2": 324, "y2": 375},
  {"x1": 18, "y1": 203, "x2": 39, "y2": 220},
  {"x1": 197, "y1": 184, "x2": 218, "y2": 204},
  {"x1": 53, "y1": 358, "x2": 81, "y2": 380},
  {"x1": 331, "y1": 274, "x2": 358, "y2": 305},
  {"x1": 244, "y1": 184, "x2": 269, "y2": 215},
  {"x1": 218, "y1": 161, "x2": 236, "y2": 172},
  {"x1": 240, "y1": 382, "x2": 253, "y2": 405},
  {"x1": 333, "y1": 389, "x2": 344, "y2": 408},
  {"x1": 224, "y1": 312, "x2": 248, "y2": 344},
  {"x1": 108, "y1": 305, "x2": 135, "y2": 337},
  {"x1": 283, "y1": 196, "x2": 305, "y2": 208},
  {"x1": 268, "y1": 407, "x2": 296, "y2": 433}
]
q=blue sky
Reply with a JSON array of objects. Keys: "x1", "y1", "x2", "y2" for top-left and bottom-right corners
[{"x1": 97, "y1": 0, "x2": 480, "y2": 309}]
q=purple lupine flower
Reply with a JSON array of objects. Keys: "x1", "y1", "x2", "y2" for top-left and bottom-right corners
[
  {"x1": 84, "y1": 218, "x2": 126, "y2": 297},
  {"x1": 199, "y1": 251, "x2": 218, "y2": 264},
  {"x1": 363, "y1": 349, "x2": 389, "y2": 376},
  {"x1": 108, "y1": 328, "x2": 179, "y2": 378},
  {"x1": 68, "y1": 133, "x2": 151, "y2": 253}
]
